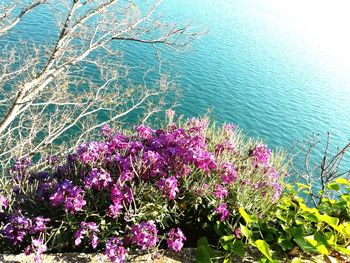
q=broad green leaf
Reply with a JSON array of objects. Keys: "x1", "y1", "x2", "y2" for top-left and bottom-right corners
[
  {"x1": 220, "y1": 235, "x2": 234, "y2": 251},
  {"x1": 333, "y1": 245, "x2": 350, "y2": 255},
  {"x1": 240, "y1": 223, "x2": 252, "y2": 239},
  {"x1": 239, "y1": 207, "x2": 255, "y2": 224},
  {"x1": 196, "y1": 237, "x2": 213, "y2": 263},
  {"x1": 255, "y1": 239, "x2": 273, "y2": 261},
  {"x1": 277, "y1": 236, "x2": 293, "y2": 251},
  {"x1": 321, "y1": 214, "x2": 339, "y2": 226},
  {"x1": 334, "y1": 178, "x2": 350, "y2": 186},
  {"x1": 231, "y1": 240, "x2": 245, "y2": 257},
  {"x1": 197, "y1": 236, "x2": 209, "y2": 247},
  {"x1": 304, "y1": 234, "x2": 329, "y2": 255},
  {"x1": 293, "y1": 237, "x2": 318, "y2": 253},
  {"x1": 324, "y1": 232, "x2": 336, "y2": 246},
  {"x1": 195, "y1": 245, "x2": 212, "y2": 263}
]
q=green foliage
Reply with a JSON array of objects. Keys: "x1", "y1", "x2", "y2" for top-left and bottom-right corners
[{"x1": 213, "y1": 179, "x2": 350, "y2": 262}]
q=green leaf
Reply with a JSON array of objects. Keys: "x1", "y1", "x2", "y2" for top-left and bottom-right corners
[
  {"x1": 240, "y1": 223, "x2": 252, "y2": 238},
  {"x1": 255, "y1": 239, "x2": 273, "y2": 261},
  {"x1": 196, "y1": 245, "x2": 212, "y2": 263},
  {"x1": 293, "y1": 237, "x2": 318, "y2": 253},
  {"x1": 231, "y1": 240, "x2": 245, "y2": 257},
  {"x1": 291, "y1": 258, "x2": 303, "y2": 263},
  {"x1": 277, "y1": 236, "x2": 293, "y2": 251},
  {"x1": 334, "y1": 178, "x2": 350, "y2": 186},
  {"x1": 239, "y1": 207, "x2": 253, "y2": 224},
  {"x1": 327, "y1": 182, "x2": 340, "y2": 191},
  {"x1": 220, "y1": 235, "x2": 234, "y2": 251},
  {"x1": 196, "y1": 237, "x2": 213, "y2": 263},
  {"x1": 197, "y1": 236, "x2": 209, "y2": 247},
  {"x1": 321, "y1": 214, "x2": 339, "y2": 226},
  {"x1": 333, "y1": 245, "x2": 350, "y2": 255},
  {"x1": 304, "y1": 234, "x2": 329, "y2": 255}
]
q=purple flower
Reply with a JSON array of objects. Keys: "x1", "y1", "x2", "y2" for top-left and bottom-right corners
[
  {"x1": 223, "y1": 123, "x2": 236, "y2": 134},
  {"x1": 32, "y1": 217, "x2": 50, "y2": 233},
  {"x1": 105, "y1": 237, "x2": 126, "y2": 263},
  {"x1": 213, "y1": 184, "x2": 228, "y2": 199},
  {"x1": 31, "y1": 238, "x2": 47, "y2": 263},
  {"x1": 2, "y1": 215, "x2": 31, "y2": 244},
  {"x1": 251, "y1": 144, "x2": 271, "y2": 166},
  {"x1": 215, "y1": 203, "x2": 230, "y2": 221},
  {"x1": 100, "y1": 124, "x2": 113, "y2": 138},
  {"x1": 12, "y1": 157, "x2": 32, "y2": 179},
  {"x1": 84, "y1": 168, "x2": 112, "y2": 190},
  {"x1": 0, "y1": 194, "x2": 9, "y2": 212},
  {"x1": 136, "y1": 125, "x2": 153, "y2": 140},
  {"x1": 156, "y1": 176, "x2": 179, "y2": 200},
  {"x1": 107, "y1": 184, "x2": 133, "y2": 218},
  {"x1": 272, "y1": 182, "x2": 282, "y2": 202},
  {"x1": 221, "y1": 163, "x2": 238, "y2": 184},
  {"x1": 50, "y1": 181, "x2": 86, "y2": 214},
  {"x1": 234, "y1": 228, "x2": 241, "y2": 238},
  {"x1": 215, "y1": 140, "x2": 235, "y2": 154},
  {"x1": 167, "y1": 228, "x2": 186, "y2": 252},
  {"x1": 126, "y1": 220, "x2": 158, "y2": 250},
  {"x1": 74, "y1": 221, "x2": 99, "y2": 249}
]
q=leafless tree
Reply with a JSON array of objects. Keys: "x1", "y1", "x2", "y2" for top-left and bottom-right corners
[
  {"x1": 290, "y1": 132, "x2": 350, "y2": 206},
  {"x1": 0, "y1": 0, "x2": 197, "y2": 175}
]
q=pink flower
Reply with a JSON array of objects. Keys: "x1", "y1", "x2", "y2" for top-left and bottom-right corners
[
  {"x1": 213, "y1": 184, "x2": 228, "y2": 199},
  {"x1": 167, "y1": 228, "x2": 186, "y2": 252},
  {"x1": 156, "y1": 176, "x2": 179, "y2": 200},
  {"x1": 215, "y1": 203, "x2": 230, "y2": 221},
  {"x1": 105, "y1": 237, "x2": 126, "y2": 263}
]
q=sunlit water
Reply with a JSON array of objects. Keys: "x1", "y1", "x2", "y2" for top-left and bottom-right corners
[{"x1": 2, "y1": 0, "x2": 350, "y2": 167}]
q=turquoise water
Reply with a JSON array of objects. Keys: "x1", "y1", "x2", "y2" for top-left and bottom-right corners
[{"x1": 2, "y1": 0, "x2": 350, "y2": 157}]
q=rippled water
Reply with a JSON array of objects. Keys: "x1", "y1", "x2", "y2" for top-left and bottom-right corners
[{"x1": 2, "y1": 0, "x2": 350, "y2": 157}]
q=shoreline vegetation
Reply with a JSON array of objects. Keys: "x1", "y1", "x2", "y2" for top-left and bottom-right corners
[
  {"x1": 0, "y1": 116, "x2": 349, "y2": 262},
  {"x1": 0, "y1": 1, "x2": 349, "y2": 262}
]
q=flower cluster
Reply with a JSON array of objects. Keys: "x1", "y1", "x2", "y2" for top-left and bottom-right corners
[
  {"x1": 0, "y1": 194, "x2": 8, "y2": 212},
  {"x1": 50, "y1": 180, "x2": 86, "y2": 214},
  {"x1": 126, "y1": 220, "x2": 158, "y2": 250},
  {"x1": 0, "y1": 117, "x2": 286, "y2": 261},
  {"x1": 105, "y1": 237, "x2": 126, "y2": 263},
  {"x1": 74, "y1": 221, "x2": 99, "y2": 249},
  {"x1": 167, "y1": 228, "x2": 186, "y2": 252}
]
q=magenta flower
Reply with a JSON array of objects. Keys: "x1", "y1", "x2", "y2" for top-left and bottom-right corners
[
  {"x1": 215, "y1": 203, "x2": 230, "y2": 221},
  {"x1": 167, "y1": 228, "x2": 186, "y2": 252},
  {"x1": 0, "y1": 194, "x2": 8, "y2": 212},
  {"x1": 74, "y1": 221, "x2": 99, "y2": 249},
  {"x1": 223, "y1": 123, "x2": 236, "y2": 134},
  {"x1": 221, "y1": 163, "x2": 238, "y2": 184},
  {"x1": 215, "y1": 140, "x2": 235, "y2": 154},
  {"x1": 156, "y1": 176, "x2": 179, "y2": 200},
  {"x1": 84, "y1": 168, "x2": 112, "y2": 190},
  {"x1": 2, "y1": 215, "x2": 31, "y2": 245},
  {"x1": 126, "y1": 220, "x2": 158, "y2": 250},
  {"x1": 105, "y1": 237, "x2": 126, "y2": 263},
  {"x1": 31, "y1": 238, "x2": 47, "y2": 263},
  {"x1": 136, "y1": 125, "x2": 153, "y2": 140},
  {"x1": 50, "y1": 181, "x2": 86, "y2": 214},
  {"x1": 251, "y1": 144, "x2": 271, "y2": 166},
  {"x1": 213, "y1": 184, "x2": 228, "y2": 199},
  {"x1": 31, "y1": 217, "x2": 50, "y2": 233}
]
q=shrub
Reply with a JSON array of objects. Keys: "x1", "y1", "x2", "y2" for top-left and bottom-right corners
[{"x1": 0, "y1": 117, "x2": 286, "y2": 262}]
